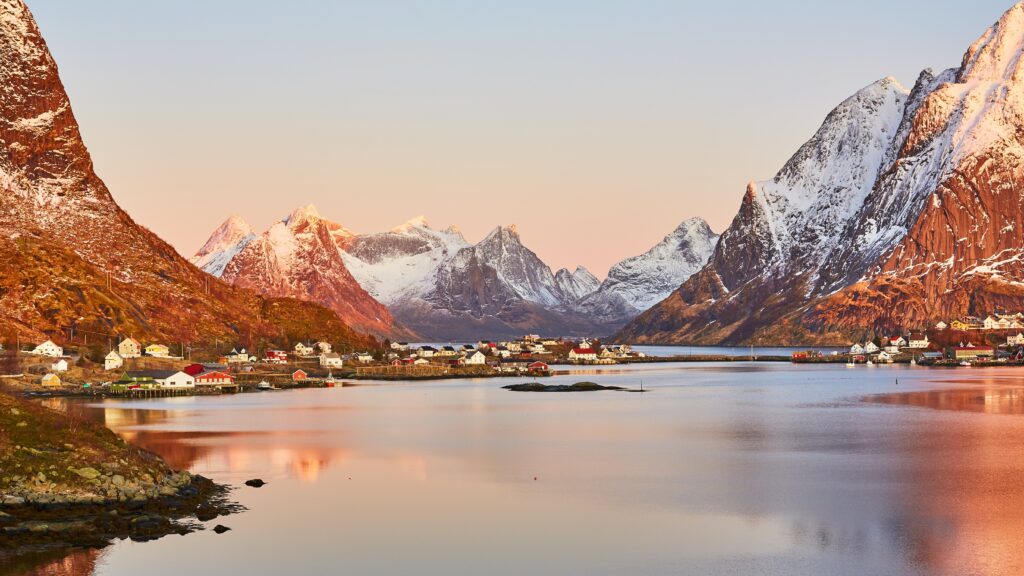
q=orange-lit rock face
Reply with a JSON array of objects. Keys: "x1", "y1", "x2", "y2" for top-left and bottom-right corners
[
  {"x1": 0, "y1": 1, "x2": 373, "y2": 349},
  {"x1": 619, "y1": 4, "x2": 1024, "y2": 345}
]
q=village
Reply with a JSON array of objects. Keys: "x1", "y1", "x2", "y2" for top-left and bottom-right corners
[{"x1": 0, "y1": 334, "x2": 650, "y2": 396}]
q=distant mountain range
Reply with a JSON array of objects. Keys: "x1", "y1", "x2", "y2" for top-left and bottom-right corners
[
  {"x1": 0, "y1": 0, "x2": 375, "y2": 351},
  {"x1": 194, "y1": 212, "x2": 719, "y2": 340},
  {"x1": 618, "y1": 2, "x2": 1024, "y2": 345}
]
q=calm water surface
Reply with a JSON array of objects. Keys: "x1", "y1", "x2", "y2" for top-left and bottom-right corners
[{"x1": 18, "y1": 363, "x2": 1024, "y2": 575}]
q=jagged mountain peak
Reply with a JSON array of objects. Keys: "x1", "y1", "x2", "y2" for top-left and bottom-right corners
[
  {"x1": 392, "y1": 215, "x2": 430, "y2": 233},
  {"x1": 959, "y1": 2, "x2": 1024, "y2": 83},
  {"x1": 286, "y1": 203, "x2": 321, "y2": 226}
]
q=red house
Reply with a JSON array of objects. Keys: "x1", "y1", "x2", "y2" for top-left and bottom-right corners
[
  {"x1": 528, "y1": 361, "x2": 549, "y2": 372},
  {"x1": 184, "y1": 363, "x2": 205, "y2": 376},
  {"x1": 292, "y1": 369, "x2": 308, "y2": 382},
  {"x1": 195, "y1": 371, "x2": 234, "y2": 386}
]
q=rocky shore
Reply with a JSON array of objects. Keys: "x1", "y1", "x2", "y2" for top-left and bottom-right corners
[{"x1": 0, "y1": 389, "x2": 239, "y2": 561}]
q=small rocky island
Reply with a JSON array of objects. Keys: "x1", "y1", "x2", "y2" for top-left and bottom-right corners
[
  {"x1": 502, "y1": 382, "x2": 627, "y2": 392},
  {"x1": 0, "y1": 389, "x2": 238, "y2": 562}
]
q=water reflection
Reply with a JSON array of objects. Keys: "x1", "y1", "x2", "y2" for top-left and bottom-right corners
[{"x1": 19, "y1": 365, "x2": 1024, "y2": 575}]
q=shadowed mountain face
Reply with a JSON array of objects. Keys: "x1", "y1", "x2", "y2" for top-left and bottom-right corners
[
  {"x1": 618, "y1": 2, "x2": 1024, "y2": 345},
  {"x1": 0, "y1": 0, "x2": 374, "y2": 350}
]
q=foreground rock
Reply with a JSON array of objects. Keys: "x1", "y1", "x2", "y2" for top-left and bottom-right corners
[
  {"x1": 503, "y1": 382, "x2": 627, "y2": 393},
  {"x1": 0, "y1": 391, "x2": 240, "y2": 561}
]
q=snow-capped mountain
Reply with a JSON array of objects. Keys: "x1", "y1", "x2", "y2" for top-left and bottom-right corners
[
  {"x1": 190, "y1": 215, "x2": 256, "y2": 277},
  {"x1": 618, "y1": 2, "x2": 1024, "y2": 345},
  {"x1": 340, "y1": 216, "x2": 470, "y2": 304},
  {"x1": 554, "y1": 267, "x2": 600, "y2": 303},
  {"x1": 0, "y1": 0, "x2": 374, "y2": 350},
  {"x1": 200, "y1": 205, "x2": 399, "y2": 338},
  {"x1": 584, "y1": 218, "x2": 718, "y2": 316}
]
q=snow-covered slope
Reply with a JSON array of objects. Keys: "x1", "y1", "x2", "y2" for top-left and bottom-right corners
[
  {"x1": 340, "y1": 216, "x2": 469, "y2": 304},
  {"x1": 189, "y1": 215, "x2": 256, "y2": 277},
  {"x1": 619, "y1": 2, "x2": 1024, "y2": 344},
  {"x1": 207, "y1": 205, "x2": 399, "y2": 337},
  {"x1": 554, "y1": 267, "x2": 600, "y2": 303},
  {"x1": 592, "y1": 218, "x2": 718, "y2": 312}
]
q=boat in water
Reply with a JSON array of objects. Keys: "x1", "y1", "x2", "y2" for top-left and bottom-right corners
[
  {"x1": 325, "y1": 372, "x2": 337, "y2": 388},
  {"x1": 257, "y1": 380, "x2": 273, "y2": 391}
]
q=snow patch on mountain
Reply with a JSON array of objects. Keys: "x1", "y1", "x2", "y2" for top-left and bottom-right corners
[{"x1": 190, "y1": 215, "x2": 256, "y2": 277}]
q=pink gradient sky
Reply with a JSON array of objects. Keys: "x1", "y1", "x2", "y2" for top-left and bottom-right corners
[{"x1": 27, "y1": 0, "x2": 1010, "y2": 277}]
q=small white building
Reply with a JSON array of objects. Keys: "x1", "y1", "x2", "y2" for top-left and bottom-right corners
[
  {"x1": 908, "y1": 333, "x2": 930, "y2": 349},
  {"x1": 320, "y1": 353, "x2": 343, "y2": 368},
  {"x1": 118, "y1": 338, "x2": 142, "y2": 359},
  {"x1": 865, "y1": 341, "x2": 880, "y2": 354},
  {"x1": 463, "y1": 350, "x2": 487, "y2": 365},
  {"x1": 32, "y1": 340, "x2": 63, "y2": 358},
  {"x1": 417, "y1": 346, "x2": 437, "y2": 358},
  {"x1": 1009, "y1": 333, "x2": 1024, "y2": 347},
  {"x1": 159, "y1": 371, "x2": 195, "y2": 389},
  {"x1": 355, "y1": 353, "x2": 374, "y2": 363},
  {"x1": 850, "y1": 344, "x2": 865, "y2": 355},
  {"x1": 413, "y1": 358, "x2": 430, "y2": 365},
  {"x1": 316, "y1": 342, "x2": 333, "y2": 354},
  {"x1": 876, "y1": 351, "x2": 894, "y2": 363},
  {"x1": 391, "y1": 342, "x2": 410, "y2": 352},
  {"x1": 226, "y1": 348, "x2": 250, "y2": 363},
  {"x1": 51, "y1": 359, "x2": 69, "y2": 372},
  {"x1": 105, "y1": 350, "x2": 124, "y2": 371},
  {"x1": 935, "y1": 321, "x2": 948, "y2": 330},
  {"x1": 294, "y1": 342, "x2": 315, "y2": 357}
]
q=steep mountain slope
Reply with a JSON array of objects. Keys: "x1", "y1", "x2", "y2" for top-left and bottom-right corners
[
  {"x1": 0, "y1": 0, "x2": 374, "y2": 351},
  {"x1": 618, "y1": 2, "x2": 1024, "y2": 345},
  {"x1": 213, "y1": 205, "x2": 401, "y2": 338},
  {"x1": 381, "y1": 225, "x2": 611, "y2": 340},
  {"x1": 580, "y1": 218, "x2": 718, "y2": 320},
  {"x1": 554, "y1": 267, "x2": 600, "y2": 303},
  {"x1": 189, "y1": 215, "x2": 256, "y2": 277},
  {"x1": 340, "y1": 217, "x2": 470, "y2": 304}
]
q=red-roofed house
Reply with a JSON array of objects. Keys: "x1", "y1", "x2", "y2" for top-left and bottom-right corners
[
  {"x1": 569, "y1": 348, "x2": 597, "y2": 362},
  {"x1": 195, "y1": 371, "x2": 235, "y2": 387}
]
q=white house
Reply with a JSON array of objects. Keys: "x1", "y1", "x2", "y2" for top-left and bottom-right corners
[
  {"x1": 417, "y1": 346, "x2": 437, "y2": 358},
  {"x1": 413, "y1": 358, "x2": 430, "y2": 365},
  {"x1": 391, "y1": 342, "x2": 410, "y2": 352},
  {"x1": 935, "y1": 321, "x2": 948, "y2": 330},
  {"x1": 320, "y1": 353, "x2": 344, "y2": 368},
  {"x1": 876, "y1": 351, "x2": 894, "y2": 363},
  {"x1": 850, "y1": 344, "x2": 865, "y2": 355},
  {"x1": 890, "y1": 336, "x2": 907, "y2": 348},
  {"x1": 494, "y1": 347, "x2": 512, "y2": 359},
  {"x1": 1009, "y1": 333, "x2": 1024, "y2": 347},
  {"x1": 884, "y1": 344, "x2": 900, "y2": 355},
  {"x1": 159, "y1": 371, "x2": 195, "y2": 389},
  {"x1": 51, "y1": 359, "x2": 69, "y2": 372},
  {"x1": 908, "y1": 333, "x2": 930, "y2": 349},
  {"x1": 32, "y1": 340, "x2": 63, "y2": 358},
  {"x1": 294, "y1": 342, "x2": 315, "y2": 357},
  {"x1": 316, "y1": 342, "x2": 333, "y2": 354},
  {"x1": 104, "y1": 350, "x2": 124, "y2": 371},
  {"x1": 225, "y1": 348, "x2": 250, "y2": 363},
  {"x1": 355, "y1": 353, "x2": 374, "y2": 363},
  {"x1": 463, "y1": 350, "x2": 487, "y2": 365},
  {"x1": 865, "y1": 341, "x2": 880, "y2": 354},
  {"x1": 118, "y1": 338, "x2": 142, "y2": 359}
]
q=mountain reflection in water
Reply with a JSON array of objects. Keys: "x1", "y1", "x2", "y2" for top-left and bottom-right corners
[{"x1": 14, "y1": 363, "x2": 1024, "y2": 576}]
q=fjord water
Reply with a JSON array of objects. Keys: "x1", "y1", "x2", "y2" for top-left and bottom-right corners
[{"x1": 41, "y1": 362, "x2": 1024, "y2": 575}]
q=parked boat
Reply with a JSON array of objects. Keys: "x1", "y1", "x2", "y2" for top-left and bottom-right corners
[
  {"x1": 257, "y1": 380, "x2": 272, "y2": 390},
  {"x1": 324, "y1": 372, "x2": 337, "y2": 388},
  {"x1": 960, "y1": 361, "x2": 972, "y2": 367}
]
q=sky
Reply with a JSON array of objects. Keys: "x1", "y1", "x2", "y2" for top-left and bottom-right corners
[{"x1": 28, "y1": 0, "x2": 1013, "y2": 277}]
